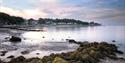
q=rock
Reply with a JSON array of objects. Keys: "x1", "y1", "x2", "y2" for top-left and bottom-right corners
[
  {"x1": 7, "y1": 55, "x2": 14, "y2": 58},
  {"x1": 66, "y1": 39, "x2": 76, "y2": 43},
  {"x1": 21, "y1": 50, "x2": 29, "y2": 55},
  {"x1": 25, "y1": 58, "x2": 43, "y2": 63},
  {"x1": 112, "y1": 40, "x2": 116, "y2": 42},
  {"x1": 0, "y1": 51, "x2": 8, "y2": 56},
  {"x1": 9, "y1": 36, "x2": 21, "y2": 42},
  {"x1": 36, "y1": 53, "x2": 40, "y2": 55},
  {"x1": 9, "y1": 56, "x2": 25, "y2": 63},
  {"x1": 116, "y1": 50, "x2": 124, "y2": 54},
  {"x1": 0, "y1": 54, "x2": 4, "y2": 56},
  {"x1": 119, "y1": 57, "x2": 125, "y2": 60},
  {"x1": 6, "y1": 42, "x2": 124, "y2": 63},
  {"x1": 52, "y1": 38, "x2": 54, "y2": 40},
  {"x1": 52, "y1": 57, "x2": 68, "y2": 63},
  {"x1": 0, "y1": 59, "x2": 5, "y2": 63},
  {"x1": 1, "y1": 51, "x2": 8, "y2": 53},
  {"x1": 42, "y1": 36, "x2": 45, "y2": 38},
  {"x1": 5, "y1": 37, "x2": 10, "y2": 40}
]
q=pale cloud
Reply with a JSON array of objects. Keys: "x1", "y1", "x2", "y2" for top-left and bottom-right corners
[
  {"x1": 1, "y1": 4, "x2": 125, "y2": 22},
  {"x1": 29, "y1": 0, "x2": 60, "y2": 7},
  {"x1": 28, "y1": 0, "x2": 85, "y2": 18},
  {"x1": 1, "y1": 0, "x2": 125, "y2": 23},
  {"x1": 0, "y1": 0, "x2": 2, "y2": 5},
  {"x1": 87, "y1": 8, "x2": 125, "y2": 20},
  {"x1": 39, "y1": 0, "x2": 59, "y2": 3},
  {"x1": 0, "y1": 6, "x2": 48, "y2": 19}
]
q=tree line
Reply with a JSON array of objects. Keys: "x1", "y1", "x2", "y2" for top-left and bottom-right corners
[
  {"x1": 0, "y1": 12, "x2": 100, "y2": 26},
  {"x1": 0, "y1": 12, "x2": 25, "y2": 25}
]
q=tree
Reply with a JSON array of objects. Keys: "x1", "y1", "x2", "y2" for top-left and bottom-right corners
[{"x1": 0, "y1": 12, "x2": 25, "y2": 25}]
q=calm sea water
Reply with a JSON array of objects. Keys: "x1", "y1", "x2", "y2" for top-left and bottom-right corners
[{"x1": 0, "y1": 25, "x2": 125, "y2": 61}]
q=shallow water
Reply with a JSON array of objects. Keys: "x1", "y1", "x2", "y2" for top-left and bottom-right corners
[{"x1": 0, "y1": 25, "x2": 125, "y2": 61}]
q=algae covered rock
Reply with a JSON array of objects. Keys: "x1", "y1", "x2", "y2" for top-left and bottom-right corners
[
  {"x1": 1, "y1": 42, "x2": 124, "y2": 63},
  {"x1": 52, "y1": 57, "x2": 68, "y2": 63},
  {"x1": 25, "y1": 58, "x2": 43, "y2": 63}
]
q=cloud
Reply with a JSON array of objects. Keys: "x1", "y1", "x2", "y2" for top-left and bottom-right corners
[
  {"x1": 27, "y1": 0, "x2": 88, "y2": 19},
  {"x1": 1, "y1": 0, "x2": 125, "y2": 24},
  {"x1": 88, "y1": 8, "x2": 125, "y2": 20},
  {"x1": 0, "y1": 6, "x2": 47, "y2": 19},
  {"x1": 39, "y1": 0, "x2": 58, "y2": 3}
]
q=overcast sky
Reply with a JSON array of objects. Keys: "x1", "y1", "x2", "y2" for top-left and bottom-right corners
[{"x1": 0, "y1": 0, "x2": 125, "y2": 25}]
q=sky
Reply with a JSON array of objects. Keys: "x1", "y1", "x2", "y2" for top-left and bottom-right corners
[{"x1": 0, "y1": 0, "x2": 125, "y2": 25}]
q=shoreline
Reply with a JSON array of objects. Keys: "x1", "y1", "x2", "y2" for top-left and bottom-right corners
[
  {"x1": 0, "y1": 26, "x2": 44, "y2": 31},
  {"x1": 0, "y1": 41, "x2": 125, "y2": 63},
  {"x1": 0, "y1": 26, "x2": 125, "y2": 63}
]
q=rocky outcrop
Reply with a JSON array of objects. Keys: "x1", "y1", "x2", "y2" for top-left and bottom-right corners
[{"x1": 0, "y1": 42, "x2": 124, "y2": 63}]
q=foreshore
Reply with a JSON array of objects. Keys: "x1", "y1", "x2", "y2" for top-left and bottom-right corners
[
  {"x1": 0, "y1": 41, "x2": 125, "y2": 63},
  {"x1": 0, "y1": 25, "x2": 44, "y2": 31}
]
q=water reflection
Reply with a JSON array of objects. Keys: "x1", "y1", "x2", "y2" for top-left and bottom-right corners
[
  {"x1": 21, "y1": 26, "x2": 125, "y2": 43},
  {"x1": 20, "y1": 26, "x2": 125, "y2": 51}
]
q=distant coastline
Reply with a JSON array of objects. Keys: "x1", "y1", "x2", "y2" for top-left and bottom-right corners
[{"x1": 0, "y1": 12, "x2": 101, "y2": 27}]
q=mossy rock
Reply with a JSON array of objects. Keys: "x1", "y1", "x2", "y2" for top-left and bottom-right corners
[
  {"x1": 5, "y1": 42, "x2": 124, "y2": 63},
  {"x1": 25, "y1": 58, "x2": 43, "y2": 63},
  {"x1": 52, "y1": 57, "x2": 68, "y2": 63}
]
